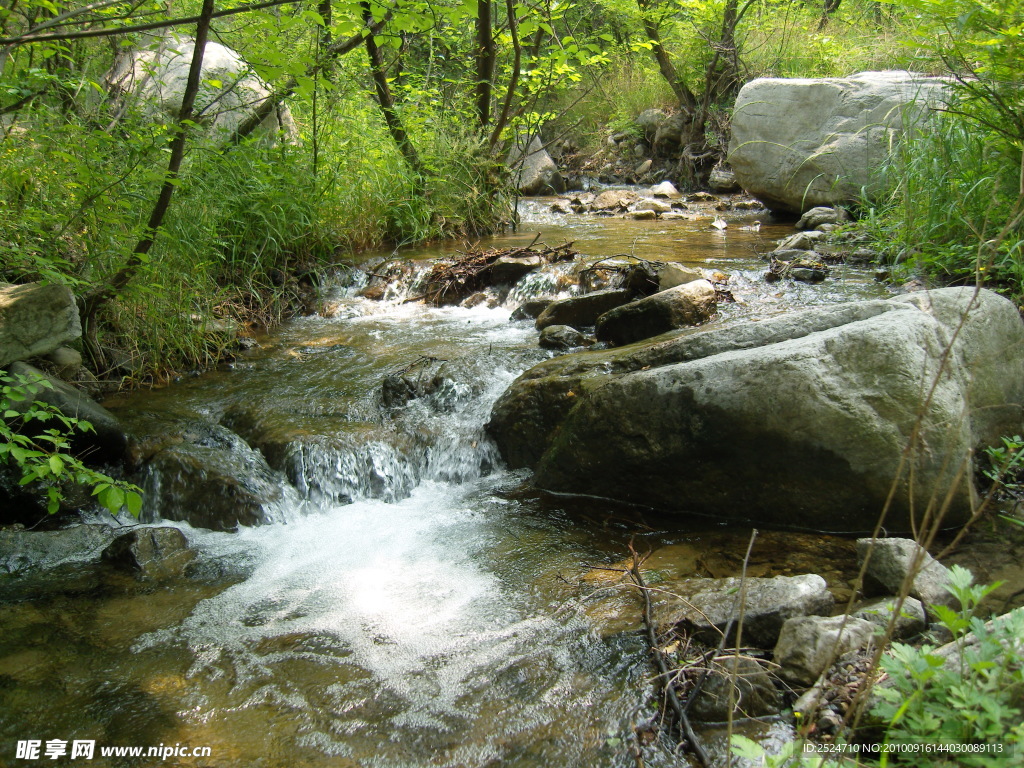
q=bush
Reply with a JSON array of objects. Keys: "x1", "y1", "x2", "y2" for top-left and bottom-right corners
[
  {"x1": 0, "y1": 370, "x2": 141, "y2": 516},
  {"x1": 870, "y1": 565, "x2": 1024, "y2": 765}
]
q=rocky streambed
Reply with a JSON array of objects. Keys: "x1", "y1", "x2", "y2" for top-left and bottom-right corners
[{"x1": 3, "y1": 194, "x2": 1024, "y2": 766}]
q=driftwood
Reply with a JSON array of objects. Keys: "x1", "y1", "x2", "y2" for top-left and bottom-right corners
[{"x1": 414, "y1": 236, "x2": 578, "y2": 306}]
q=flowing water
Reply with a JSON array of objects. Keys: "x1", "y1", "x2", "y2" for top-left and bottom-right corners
[{"x1": 0, "y1": 198, "x2": 889, "y2": 767}]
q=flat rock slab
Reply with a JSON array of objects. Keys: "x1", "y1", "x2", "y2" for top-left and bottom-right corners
[
  {"x1": 595, "y1": 280, "x2": 717, "y2": 346},
  {"x1": 6, "y1": 361, "x2": 128, "y2": 462},
  {"x1": 535, "y1": 289, "x2": 633, "y2": 331},
  {"x1": 0, "y1": 525, "x2": 116, "y2": 575},
  {"x1": 0, "y1": 282, "x2": 81, "y2": 367}
]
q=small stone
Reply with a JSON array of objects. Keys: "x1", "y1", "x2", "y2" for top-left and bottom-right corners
[
  {"x1": 774, "y1": 615, "x2": 876, "y2": 686},
  {"x1": 102, "y1": 527, "x2": 194, "y2": 581},
  {"x1": 539, "y1": 325, "x2": 591, "y2": 350},
  {"x1": 461, "y1": 292, "x2": 489, "y2": 308},
  {"x1": 658, "y1": 263, "x2": 704, "y2": 290},
  {"x1": 634, "y1": 198, "x2": 672, "y2": 213},
  {"x1": 650, "y1": 181, "x2": 679, "y2": 197},
  {"x1": 856, "y1": 537, "x2": 958, "y2": 609},
  {"x1": 632, "y1": 210, "x2": 657, "y2": 220},
  {"x1": 790, "y1": 267, "x2": 827, "y2": 283},
  {"x1": 635, "y1": 159, "x2": 652, "y2": 175},
  {"x1": 852, "y1": 596, "x2": 926, "y2": 639},
  {"x1": 797, "y1": 206, "x2": 849, "y2": 231},
  {"x1": 777, "y1": 230, "x2": 826, "y2": 251},
  {"x1": 709, "y1": 167, "x2": 740, "y2": 193}
]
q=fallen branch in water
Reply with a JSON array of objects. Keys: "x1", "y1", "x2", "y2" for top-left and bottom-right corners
[
  {"x1": 627, "y1": 541, "x2": 711, "y2": 768},
  {"x1": 412, "y1": 239, "x2": 579, "y2": 306}
]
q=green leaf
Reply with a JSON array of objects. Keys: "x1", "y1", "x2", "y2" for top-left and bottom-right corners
[{"x1": 125, "y1": 491, "x2": 143, "y2": 518}]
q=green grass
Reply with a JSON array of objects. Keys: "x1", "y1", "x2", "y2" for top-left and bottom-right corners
[{"x1": 857, "y1": 108, "x2": 1024, "y2": 298}]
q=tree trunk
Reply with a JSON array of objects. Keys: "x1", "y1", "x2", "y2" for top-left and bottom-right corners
[
  {"x1": 488, "y1": 0, "x2": 520, "y2": 151},
  {"x1": 362, "y1": 2, "x2": 425, "y2": 180},
  {"x1": 636, "y1": 0, "x2": 697, "y2": 113},
  {"x1": 80, "y1": 0, "x2": 216, "y2": 370},
  {"x1": 475, "y1": 0, "x2": 495, "y2": 127},
  {"x1": 228, "y1": 10, "x2": 391, "y2": 145}
]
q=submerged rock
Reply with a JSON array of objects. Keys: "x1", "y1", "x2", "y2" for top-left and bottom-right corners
[
  {"x1": 511, "y1": 299, "x2": 553, "y2": 321},
  {"x1": 688, "y1": 657, "x2": 781, "y2": 721},
  {"x1": 119, "y1": 413, "x2": 286, "y2": 531},
  {"x1": 488, "y1": 288, "x2": 1024, "y2": 531},
  {"x1": 379, "y1": 357, "x2": 454, "y2": 410},
  {"x1": 539, "y1": 325, "x2": 591, "y2": 350}
]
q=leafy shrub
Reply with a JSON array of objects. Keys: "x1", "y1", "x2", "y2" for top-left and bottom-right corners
[
  {"x1": 0, "y1": 370, "x2": 141, "y2": 516},
  {"x1": 870, "y1": 565, "x2": 1024, "y2": 765}
]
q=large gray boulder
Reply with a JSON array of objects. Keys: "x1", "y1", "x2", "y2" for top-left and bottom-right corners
[
  {"x1": 0, "y1": 282, "x2": 81, "y2": 368},
  {"x1": 509, "y1": 135, "x2": 565, "y2": 196},
  {"x1": 488, "y1": 288, "x2": 1024, "y2": 531},
  {"x1": 106, "y1": 34, "x2": 296, "y2": 141},
  {"x1": 729, "y1": 71, "x2": 946, "y2": 213}
]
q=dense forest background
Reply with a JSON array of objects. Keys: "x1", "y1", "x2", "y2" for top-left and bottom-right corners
[{"x1": 1, "y1": 0, "x2": 1021, "y2": 381}]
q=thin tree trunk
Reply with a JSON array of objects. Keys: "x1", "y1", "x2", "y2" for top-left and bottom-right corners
[
  {"x1": 487, "y1": 0, "x2": 520, "y2": 151},
  {"x1": 475, "y1": 0, "x2": 495, "y2": 127},
  {"x1": 361, "y1": 2, "x2": 425, "y2": 180},
  {"x1": 637, "y1": 0, "x2": 697, "y2": 113},
  {"x1": 80, "y1": 0, "x2": 216, "y2": 368},
  {"x1": 228, "y1": 9, "x2": 391, "y2": 144}
]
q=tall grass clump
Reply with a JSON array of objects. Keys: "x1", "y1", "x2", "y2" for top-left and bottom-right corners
[
  {"x1": 855, "y1": 0, "x2": 1024, "y2": 297},
  {"x1": 862, "y1": 109, "x2": 1024, "y2": 293}
]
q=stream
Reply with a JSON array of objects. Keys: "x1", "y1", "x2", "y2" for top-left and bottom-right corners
[{"x1": 1, "y1": 197, "x2": 891, "y2": 767}]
